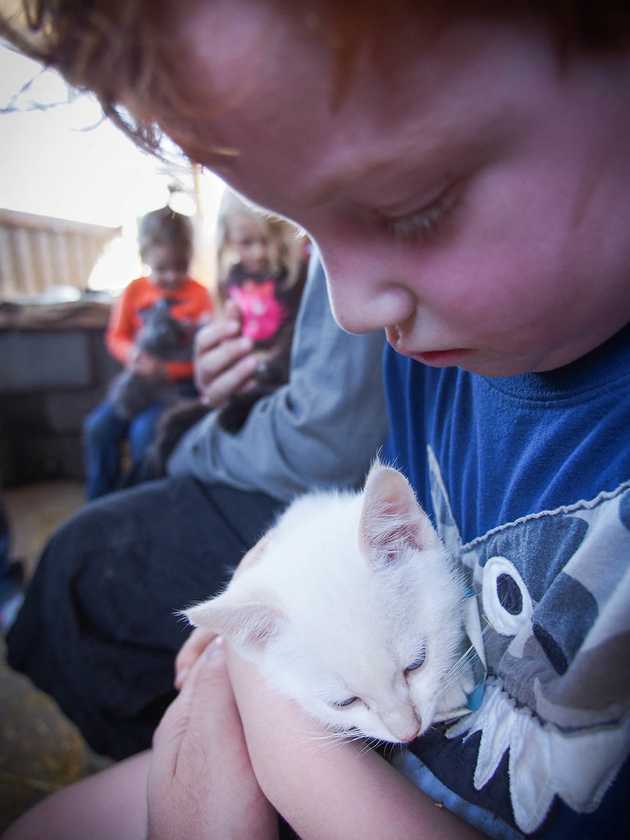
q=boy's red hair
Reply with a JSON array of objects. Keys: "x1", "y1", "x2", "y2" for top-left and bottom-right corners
[{"x1": 3, "y1": 1, "x2": 630, "y2": 158}]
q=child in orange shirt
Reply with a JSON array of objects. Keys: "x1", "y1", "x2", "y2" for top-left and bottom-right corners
[{"x1": 84, "y1": 206, "x2": 212, "y2": 499}]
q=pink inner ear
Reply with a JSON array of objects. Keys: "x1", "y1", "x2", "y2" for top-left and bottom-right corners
[
  {"x1": 359, "y1": 465, "x2": 435, "y2": 557},
  {"x1": 378, "y1": 513, "x2": 418, "y2": 545},
  {"x1": 221, "y1": 601, "x2": 284, "y2": 650},
  {"x1": 242, "y1": 605, "x2": 278, "y2": 646},
  {"x1": 183, "y1": 595, "x2": 282, "y2": 651}
]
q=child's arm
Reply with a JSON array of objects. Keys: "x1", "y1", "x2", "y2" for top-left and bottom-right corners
[
  {"x1": 148, "y1": 639, "x2": 278, "y2": 840},
  {"x1": 227, "y1": 649, "x2": 483, "y2": 840},
  {"x1": 106, "y1": 284, "x2": 139, "y2": 366}
]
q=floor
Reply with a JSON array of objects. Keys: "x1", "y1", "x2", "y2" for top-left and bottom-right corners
[
  {"x1": 3, "y1": 481, "x2": 85, "y2": 578},
  {"x1": 1, "y1": 481, "x2": 111, "y2": 833}
]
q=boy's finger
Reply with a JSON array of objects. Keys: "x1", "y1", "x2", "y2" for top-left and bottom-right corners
[
  {"x1": 153, "y1": 639, "x2": 228, "y2": 767},
  {"x1": 174, "y1": 627, "x2": 217, "y2": 689}
]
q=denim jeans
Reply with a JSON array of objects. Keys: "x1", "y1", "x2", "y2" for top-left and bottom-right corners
[{"x1": 83, "y1": 399, "x2": 165, "y2": 499}]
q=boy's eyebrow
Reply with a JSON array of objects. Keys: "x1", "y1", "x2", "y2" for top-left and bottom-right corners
[
  {"x1": 301, "y1": 149, "x2": 444, "y2": 209},
  {"x1": 299, "y1": 119, "x2": 466, "y2": 208},
  {"x1": 302, "y1": 114, "x2": 501, "y2": 210},
  {"x1": 301, "y1": 157, "x2": 407, "y2": 207}
]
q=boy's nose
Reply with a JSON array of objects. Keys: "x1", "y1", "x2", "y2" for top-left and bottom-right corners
[{"x1": 321, "y1": 250, "x2": 416, "y2": 334}]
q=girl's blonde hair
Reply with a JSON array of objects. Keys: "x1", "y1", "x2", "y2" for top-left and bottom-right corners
[{"x1": 216, "y1": 189, "x2": 306, "y2": 294}]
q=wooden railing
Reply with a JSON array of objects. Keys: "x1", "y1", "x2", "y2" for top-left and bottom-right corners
[{"x1": 0, "y1": 209, "x2": 121, "y2": 299}]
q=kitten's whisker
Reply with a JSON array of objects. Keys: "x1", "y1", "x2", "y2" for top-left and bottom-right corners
[
  {"x1": 439, "y1": 661, "x2": 478, "y2": 694},
  {"x1": 305, "y1": 733, "x2": 342, "y2": 743},
  {"x1": 311, "y1": 731, "x2": 349, "y2": 743},
  {"x1": 443, "y1": 622, "x2": 492, "y2": 677},
  {"x1": 302, "y1": 725, "x2": 352, "y2": 748},
  {"x1": 445, "y1": 647, "x2": 478, "y2": 675},
  {"x1": 359, "y1": 742, "x2": 374, "y2": 755},
  {"x1": 314, "y1": 732, "x2": 367, "y2": 754},
  {"x1": 439, "y1": 623, "x2": 493, "y2": 695},
  {"x1": 440, "y1": 648, "x2": 477, "y2": 685},
  {"x1": 358, "y1": 737, "x2": 382, "y2": 755}
]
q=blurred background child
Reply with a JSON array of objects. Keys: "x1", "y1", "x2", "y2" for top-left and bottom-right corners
[
  {"x1": 83, "y1": 206, "x2": 212, "y2": 499},
  {"x1": 214, "y1": 191, "x2": 308, "y2": 431},
  {"x1": 145, "y1": 191, "x2": 308, "y2": 469}
]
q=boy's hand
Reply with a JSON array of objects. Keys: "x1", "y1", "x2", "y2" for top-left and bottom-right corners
[
  {"x1": 194, "y1": 300, "x2": 260, "y2": 406},
  {"x1": 174, "y1": 626, "x2": 216, "y2": 690},
  {"x1": 148, "y1": 639, "x2": 278, "y2": 840}
]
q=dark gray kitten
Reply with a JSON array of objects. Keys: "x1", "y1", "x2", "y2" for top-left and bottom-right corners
[{"x1": 108, "y1": 298, "x2": 195, "y2": 419}]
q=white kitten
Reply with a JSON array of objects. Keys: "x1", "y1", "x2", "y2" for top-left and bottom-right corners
[{"x1": 185, "y1": 462, "x2": 470, "y2": 744}]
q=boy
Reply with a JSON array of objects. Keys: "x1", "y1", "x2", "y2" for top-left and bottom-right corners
[
  {"x1": 84, "y1": 206, "x2": 212, "y2": 497},
  {"x1": 3, "y1": 3, "x2": 629, "y2": 838}
]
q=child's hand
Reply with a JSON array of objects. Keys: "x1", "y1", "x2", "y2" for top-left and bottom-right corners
[
  {"x1": 148, "y1": 639, "x2": 278, "y2": 840},
  {"x1": 174, "y1": 626, "x2": 216, "y2": 689},
  {"x1": 194, "y1": 300, "x2": 260, "y2": 406}
]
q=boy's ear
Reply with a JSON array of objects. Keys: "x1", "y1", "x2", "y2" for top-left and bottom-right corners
[
  {"x1": 359, "y1": 462, "x2": 439, "y2": 563},
  {"x1": 183, "y1": 595, "x2": 282, "y2": 650}
]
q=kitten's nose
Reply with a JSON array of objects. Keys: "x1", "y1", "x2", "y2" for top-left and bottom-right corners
[
  {"x1": 382, "y1": 709, "x2": 422, "y2": 743},
  {"x1": 398, "y1": 723, "x2": 422, "y2": 743}
]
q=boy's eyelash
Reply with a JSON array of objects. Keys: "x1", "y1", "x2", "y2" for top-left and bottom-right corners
[{"x1": 383, "y1": 187, "x2": 458, "y2": 242}]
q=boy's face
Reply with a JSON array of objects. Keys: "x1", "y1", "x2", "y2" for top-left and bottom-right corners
[
  {"x1": 144, "y1": 244, "x2": 189, "y2": 291},
  {"x1": 157, "y1": 3, "x2": 630, "y2": 375},
  {"x1": 228, "y1": 215, "x2": 272, "y2": 275}
]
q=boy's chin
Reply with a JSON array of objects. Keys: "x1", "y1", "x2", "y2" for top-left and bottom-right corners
[{"x1": 407, "y1": 348, "x2": 561, "y2": 378}]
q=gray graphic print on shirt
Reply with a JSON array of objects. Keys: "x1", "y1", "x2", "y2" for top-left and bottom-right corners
[{"x1": 426, "y1": 446, "x2": 630, "y2": 834}]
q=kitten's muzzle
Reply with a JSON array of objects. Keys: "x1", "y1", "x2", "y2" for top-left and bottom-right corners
[{"x1": 382, "y1": 708, "x2": 422, "y2": 743}]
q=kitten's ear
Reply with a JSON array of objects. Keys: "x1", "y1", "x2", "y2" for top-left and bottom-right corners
[
  {"x1": 359, "y1": 463, "x2": 439, "y2": 562},
  {"x1": 183, "y1": 596, "x2": 282, "y2": 650}
]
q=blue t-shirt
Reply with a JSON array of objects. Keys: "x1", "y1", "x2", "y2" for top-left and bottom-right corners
[{"x1": 383, "y1": 325, "x2": 630, "y2": 838}]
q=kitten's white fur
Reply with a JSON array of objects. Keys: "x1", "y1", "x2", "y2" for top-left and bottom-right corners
[{"x1": 185, "y1": 462, "x2": 468, "y2": 744}]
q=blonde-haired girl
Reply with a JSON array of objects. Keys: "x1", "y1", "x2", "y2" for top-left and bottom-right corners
[{"x1": 213, "y1": 190, "x2": 308, "y2": 431}]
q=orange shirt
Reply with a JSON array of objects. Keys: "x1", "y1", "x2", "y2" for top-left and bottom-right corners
[{"x1": 106, "y1": 276, "x2": 213, "y2": 381}]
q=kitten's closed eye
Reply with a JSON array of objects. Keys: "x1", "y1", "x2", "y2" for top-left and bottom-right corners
[
  {"x1": 333, "y1": 696, "x2": 360, "y2": 708},
  {"x1": 405, "y1": 648, "x2": 426, "y2": 674}
]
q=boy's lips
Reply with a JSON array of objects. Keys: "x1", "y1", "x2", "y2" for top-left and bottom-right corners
[
  {"x1": 404, "y1": 347, "x2": 472, "y2": 367},
  {"x1": 411, "y1": 349, "x2": 472, "y2": 366},
  {"x1": 385, "y1": 327, "x2": 471, "y2": 366}
]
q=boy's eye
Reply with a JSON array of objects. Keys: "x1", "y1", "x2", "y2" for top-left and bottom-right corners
[
  {"x1": 333, "y1": 696, "x2": 359, "y2": 708},
  {"x1": 404, "y1": 648, "x2": 426, "y2": 674},
  {"x1": 383, "y1": 185, "x2": 458, "y2": 243}
]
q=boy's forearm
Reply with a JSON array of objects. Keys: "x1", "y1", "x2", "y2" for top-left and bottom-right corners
[{"x1": 227, "y1": 650, "x2": 483, "y2": 840}]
